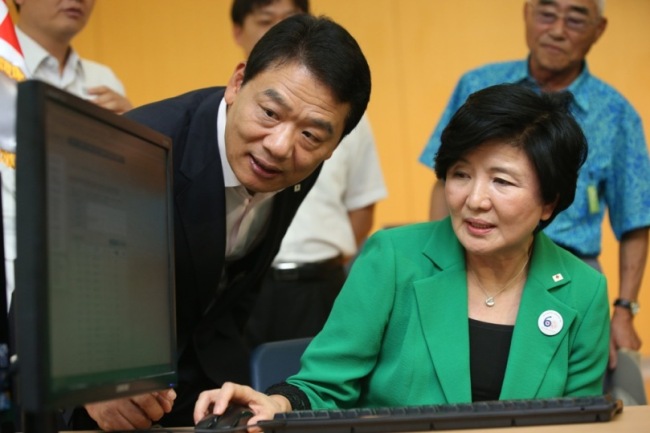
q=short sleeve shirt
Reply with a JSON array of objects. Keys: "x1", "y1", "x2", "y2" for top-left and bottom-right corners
[{"x1": 419, "y1": 59, "x2": 650, "y2": 256}]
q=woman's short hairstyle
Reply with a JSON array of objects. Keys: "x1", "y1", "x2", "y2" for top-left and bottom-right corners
[{"x1": 434, "y1": 83, "x2": 588, "y2": 230}]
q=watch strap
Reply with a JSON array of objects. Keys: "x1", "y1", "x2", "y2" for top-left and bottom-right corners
[{"x1": 613, "y1": 298, "x2": 639, "y2": 315}]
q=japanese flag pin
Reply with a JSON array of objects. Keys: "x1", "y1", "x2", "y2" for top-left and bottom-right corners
[{"x1": 538, "y1": 310, "x2": 563, "y2": 336}]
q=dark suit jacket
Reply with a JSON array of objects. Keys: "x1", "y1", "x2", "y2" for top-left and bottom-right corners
[{"x1": 97, "y1": 87, "x2": 319, "y2": 426}]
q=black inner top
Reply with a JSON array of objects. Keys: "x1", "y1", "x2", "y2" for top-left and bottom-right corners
[{"x1": 469, "y1": 318, "x2": 514, "y2": 402}]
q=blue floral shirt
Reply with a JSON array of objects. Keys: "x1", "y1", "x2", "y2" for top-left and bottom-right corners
[{"x1": 419, "y1": 59, "x2": 650, "y2": 257}]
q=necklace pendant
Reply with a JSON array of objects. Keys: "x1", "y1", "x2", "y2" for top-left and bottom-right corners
[{"x1": 485, "y1": 297, "x2": 495, "y2": 307}]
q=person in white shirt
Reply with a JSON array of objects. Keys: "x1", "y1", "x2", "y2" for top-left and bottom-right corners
[
  {"x1": 2, "y1": 0, "x2": 133, "y2": 311},
  {"x1": 229, "y1": 0, "x2": 388, "y2": 345},
  {"x1": 13, "y1": 0, "x2": 131, "y2": 113}
]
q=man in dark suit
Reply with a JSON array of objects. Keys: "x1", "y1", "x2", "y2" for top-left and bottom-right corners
[{"x1": 70, "y1": 14, "x2": 371, "y2": 431}]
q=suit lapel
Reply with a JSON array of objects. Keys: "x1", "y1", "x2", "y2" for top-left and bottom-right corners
[
  {"x1": 178, "y1": 90, "x2": 225, "y2": 179},
  {"x1": 174, "y1": 90, "x2": 227, "y2": 307},
  {"x1": 175, "y1": 88, "x2": 320, "y2": 310},
  {"x1": 414, "y1": 222, "x2": 579, "y2": 402},
  {"x1": 415, "y1": 219, "x2": 473, "y2": 403},
  {"x1": 500, "y1": 233, "x2": 576, "y2": 399}
]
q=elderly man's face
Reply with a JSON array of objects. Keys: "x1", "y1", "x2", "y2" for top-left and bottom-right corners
[
  {"x1": 524, "y1": 0, "x2": 606, "y2": 79},
  {"x1": 223, "y1": 61, "x2": 349, "y2": 194}
]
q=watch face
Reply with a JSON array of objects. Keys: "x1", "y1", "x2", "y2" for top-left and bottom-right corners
[{"x1": 631, "y1": 302, "x2": 640, "y2": 315}]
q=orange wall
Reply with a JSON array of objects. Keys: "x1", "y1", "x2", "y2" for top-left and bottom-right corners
[{"x1": 13, "y1": 1, "x2": 650, "y2": 354}]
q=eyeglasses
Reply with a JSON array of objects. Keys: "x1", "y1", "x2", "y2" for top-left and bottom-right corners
[{"x1": 530, "y1": 2, "x2": 600, "y2": 33}]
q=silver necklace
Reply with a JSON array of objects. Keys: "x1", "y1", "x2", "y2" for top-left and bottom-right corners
[{"x1": 470, "y1": 255, "x2": 530, "y2": 307}]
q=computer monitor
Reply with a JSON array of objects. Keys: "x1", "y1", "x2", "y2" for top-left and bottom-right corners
[{"x1": 14, "y1": 80, "x2": 177, "y2": 433}]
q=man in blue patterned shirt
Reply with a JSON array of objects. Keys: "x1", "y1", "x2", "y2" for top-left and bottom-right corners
[{"x1": 419, "y1": 0, "x2": 650, "y2": 370}]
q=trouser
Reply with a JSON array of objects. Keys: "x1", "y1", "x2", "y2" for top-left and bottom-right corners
[{"x1": 245, "y1": 259, "x2": 347, "y2": 347}]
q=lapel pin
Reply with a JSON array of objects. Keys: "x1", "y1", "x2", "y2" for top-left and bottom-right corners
[
  {"x1": 552, "y1": 273, "x2": 564, "y2": 282},
  {"x1": 538, "y1": 310, "x2": 563, "y2": 336},
  {"x1": 294, "y1": 184, "x2": 301, "y2": 192}
]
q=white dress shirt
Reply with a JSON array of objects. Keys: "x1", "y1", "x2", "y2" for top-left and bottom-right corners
[
  {"x1": 16, "y1": 27, "x2": 126, "y2": 100},
  {"x1": 216, "y1": 99, "x2": 277, "y2": 262},
  {"x1": 2, "y1": 29, "x2": 128, "y2": 309}
]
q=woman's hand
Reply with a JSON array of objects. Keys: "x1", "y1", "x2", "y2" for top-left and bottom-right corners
[{"x1": 194, "y1": 382, "x2": 292, "y2": 432}]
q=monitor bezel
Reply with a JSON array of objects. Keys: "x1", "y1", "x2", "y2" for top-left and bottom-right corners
[{"x1": 14, "y1": 80, "x2": 177, "y2": 413}]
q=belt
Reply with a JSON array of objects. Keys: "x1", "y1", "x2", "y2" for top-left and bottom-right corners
[{"x1": 271, "y1": 256, "x2": 344, "y2": 281}]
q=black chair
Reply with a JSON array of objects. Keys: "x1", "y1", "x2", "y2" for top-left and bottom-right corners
[{"x1": 249, "y1": 337, "x2": 312, "y2": 392}]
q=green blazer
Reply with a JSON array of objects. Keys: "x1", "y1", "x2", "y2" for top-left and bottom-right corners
[{"x1": 287, "y1": 218, "x2": 609, "y2": 408}]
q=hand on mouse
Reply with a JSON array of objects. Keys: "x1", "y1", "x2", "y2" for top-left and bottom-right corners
[
  {"x1": 194, "y1": 382, "x2": 291, "y2": 432},
  {"x1": 85, "y1": 388, "x2": 176, "y2": 431}
]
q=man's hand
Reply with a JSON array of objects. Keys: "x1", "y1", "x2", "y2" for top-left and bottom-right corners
[
  {"x1": 609, "y1": 228, "x2": 647, "y2": 369},
  {"x1": 85, "y1": 389, "x2": 176, "y2": 431},
  {"x1": 87, "y1": 85, "x2": 133, "y2": 114},
  {"x1": 608, "y1": 308, "x2": 642, "y2": 369}
]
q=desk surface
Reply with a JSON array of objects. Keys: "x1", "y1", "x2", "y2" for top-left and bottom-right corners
[
  {"x1": 74, "y1": 405, "x2": 650, "y2": 432},
  {"x1": 429, "y1": 405, "x2": 649, "y2": 433}
]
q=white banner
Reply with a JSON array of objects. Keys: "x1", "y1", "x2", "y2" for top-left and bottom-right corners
[{"x1": 0, "y1": 0, "x2": 27, "y2": 152}]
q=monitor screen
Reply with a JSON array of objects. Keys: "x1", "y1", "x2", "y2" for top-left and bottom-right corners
[{"x1": 14, "y1": 80, "x2": 176, "y2": 431}]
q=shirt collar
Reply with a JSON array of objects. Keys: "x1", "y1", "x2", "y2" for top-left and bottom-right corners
[
  {"x1": 15, "y1": 27, "x2": 83, "y2": 79},
  {"x1": 513, "y1": 58, "x2": 532, "y2": 84},
  {"x1": 519, "y1": 57, "x2": 591, "y2": 113},
  {"x1": 217, "y1": 98, "x2": 240, "y2": 188},
  {"x1": 564, "y1": 63, "x2": 591, "y2": 113}
]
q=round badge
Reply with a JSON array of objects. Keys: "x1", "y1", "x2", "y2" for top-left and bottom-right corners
[{"x1": 538, "y1": 310, "x2": 563, "y2": 336}]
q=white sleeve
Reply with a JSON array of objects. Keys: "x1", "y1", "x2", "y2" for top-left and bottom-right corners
[
  {"x1": 80, "y1": 59, "x2": 127, "y2": 96},
  {"x1": 342, "y1": 114, "x2": 388, "y2": 211}
]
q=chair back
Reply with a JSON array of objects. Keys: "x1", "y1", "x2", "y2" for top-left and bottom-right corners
[
  {"x1": 250, "y1": 337, "x2": 313, "y2": 392},
  {"x1": 609, "y1": 349, "x2": 647, "y2": 406}
]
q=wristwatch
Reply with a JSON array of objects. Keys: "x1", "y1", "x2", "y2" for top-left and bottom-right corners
[{"x1": 613, "y1": 298, "x2": 640, "y2": 316}]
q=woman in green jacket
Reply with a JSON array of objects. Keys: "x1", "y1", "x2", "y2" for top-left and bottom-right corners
[{"x1": 193, "y1": 84, "x2": 609, "y2": 427}]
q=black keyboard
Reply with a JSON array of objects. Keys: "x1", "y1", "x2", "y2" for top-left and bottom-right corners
[{"x1": 257, "y1": 394, "x2": 623, "y2": 432}]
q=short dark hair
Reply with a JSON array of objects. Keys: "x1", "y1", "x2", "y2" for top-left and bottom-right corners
[
  {"x1": 243, "y1": 14, "x2": 371, "y2": 141},
  {"x1": 434, "y1": 83, "x2": 588, "y2": 230},
  {"x1": 230, "y1": 0, "x2": 310, "y2": 26}
]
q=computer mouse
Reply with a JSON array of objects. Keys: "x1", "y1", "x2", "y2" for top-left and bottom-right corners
[{"x1": 195, "y1": 404, "x2": 254, "y2": 431}]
